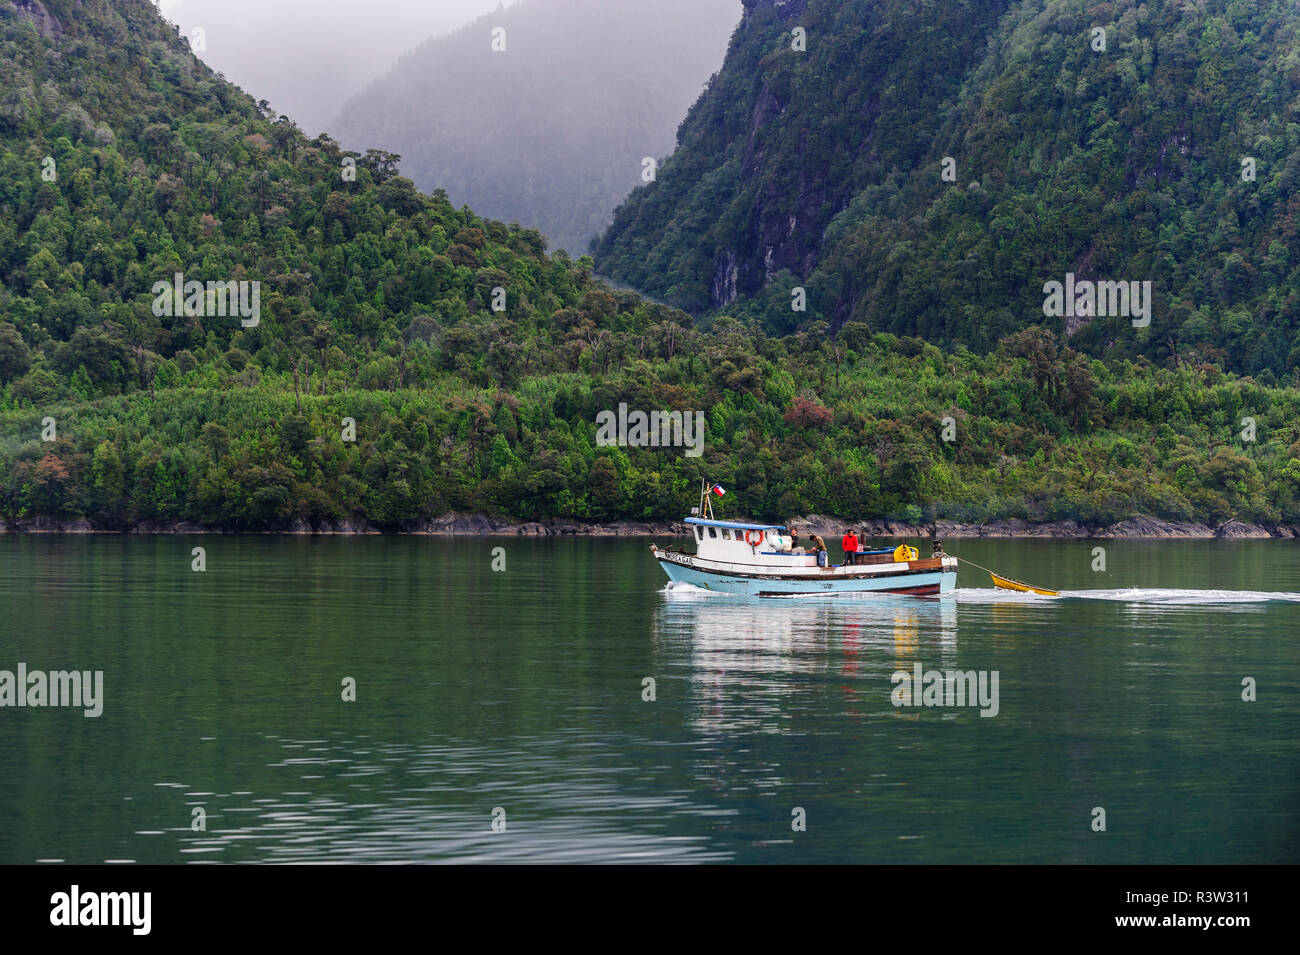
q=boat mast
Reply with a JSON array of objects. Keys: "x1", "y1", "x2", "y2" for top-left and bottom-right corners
[{"x1": 698, "y1": 478, "x2": 715, "y2": 520}]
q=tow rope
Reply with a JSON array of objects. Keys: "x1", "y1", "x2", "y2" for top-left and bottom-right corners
[{"x1": 953, "y1": 555, "x2": 1060, "y2": 596}]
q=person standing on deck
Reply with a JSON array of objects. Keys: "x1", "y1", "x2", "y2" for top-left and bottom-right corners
[
  {"x1": 841, "y1": 529, "x2": 859, "y2": 566},
  {"x1": 810, "y1": 534, "x2": 828, "y2": 568}
]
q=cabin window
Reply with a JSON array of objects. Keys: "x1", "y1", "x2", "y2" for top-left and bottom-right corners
[
  {"x1": 722, "y1": 529, "x2": 732, "y2": 540},
  {"x1": 694, "y1": 527, "x2": 702, "y2": 541},
  {"x1": 708, "y1": 527, "x2": 718, "y2": 538}
]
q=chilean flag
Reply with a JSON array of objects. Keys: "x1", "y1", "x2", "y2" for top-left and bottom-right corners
[{"x1": 710, "y1": 484, "x2": 726, "y2": 497}]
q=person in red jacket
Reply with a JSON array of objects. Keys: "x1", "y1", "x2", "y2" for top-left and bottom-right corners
[{"x1": 841, "y1": 530, "x2": 859, "y2": 566}]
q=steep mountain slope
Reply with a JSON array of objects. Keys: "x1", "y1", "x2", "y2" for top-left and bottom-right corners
[
  {"x1": 596, "y1": 0, "x2": 1300, "y2": 376},
  {"x1": 331, "y1": 0, "x2": 740, "y2": 255},
  {"x1": 0, "y1": 0, "x2": 578, "y2": 356}
]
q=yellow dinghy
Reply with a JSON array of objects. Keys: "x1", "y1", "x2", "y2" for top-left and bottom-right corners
[{"x1": 990, "y1": 573, "x2": 1059, "y2": 596}]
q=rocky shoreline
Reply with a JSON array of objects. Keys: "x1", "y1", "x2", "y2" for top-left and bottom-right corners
[{"x1": 1, "y1": 513, "x2": 1296, "y2": 539}]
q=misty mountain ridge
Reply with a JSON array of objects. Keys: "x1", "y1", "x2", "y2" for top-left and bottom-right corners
[
  {"x1": 332, "y1": 0, "x2": 741, "y2": 255},
  {"x1": 155, "y1": 0, "x2": 518, "y2": 137}
]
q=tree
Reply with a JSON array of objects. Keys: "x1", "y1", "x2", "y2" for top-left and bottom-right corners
[
  {"x1": 0, "y1": 323, "x2": 31, "y2": 382},
  {"x1": 360, "y1": 149, "x2": 402, "y2": 184},
  {"x1": 784, "y1": 396, "x2": 832, "y2": 429},
  {"x1": 201, "y1": 423, "x2": 230, "y2": 461}
]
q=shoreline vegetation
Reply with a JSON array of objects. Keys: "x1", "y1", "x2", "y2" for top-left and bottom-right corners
[
  {"x1": 6, "y1": 4, "x2": 1300, "y2": 541},
  {"x1": 3, "y1": 513, "x2": 1296, "y2": 540}
]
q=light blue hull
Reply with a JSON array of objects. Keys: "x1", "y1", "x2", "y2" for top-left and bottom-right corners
[{"x1": 657, "y1": 557, "x2": 956, "y2": 597}]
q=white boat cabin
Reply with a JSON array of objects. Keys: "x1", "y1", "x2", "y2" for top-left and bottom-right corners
[{"x1": 685, "y1": 518, "x2": 812, "y2": 565}]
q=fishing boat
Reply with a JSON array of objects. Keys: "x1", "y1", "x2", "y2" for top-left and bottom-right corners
[{"x1": 650, "y1": 482, "x2": 958, "y2": 597}]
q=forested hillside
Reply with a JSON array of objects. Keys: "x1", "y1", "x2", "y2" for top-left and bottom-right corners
[
  {"x1": 596, "y1": 0, "x2": 1300, "y2": 378},
  {"x1": 332, "y1": 0, "x2": 740, "y2": 255},
  {"x1": 2, "y1": 0, "x2": 1299, "y2": 532}
]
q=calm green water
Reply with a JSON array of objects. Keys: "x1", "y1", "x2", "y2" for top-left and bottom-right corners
[{"x1": 1, "y1": 535, "x2": 1297, "y2": 864}]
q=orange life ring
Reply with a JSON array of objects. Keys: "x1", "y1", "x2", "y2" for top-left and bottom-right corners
[{"x1": 744, "y1": 529, "x2": 765, "y2": 547}]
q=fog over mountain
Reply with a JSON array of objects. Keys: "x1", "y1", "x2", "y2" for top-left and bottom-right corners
[
  {"x1": 331, "y1": 0, "x2": 742, "y2": 255},
  {"x1": 157, "y1": 0, "x2": 521, "y2": 137}
]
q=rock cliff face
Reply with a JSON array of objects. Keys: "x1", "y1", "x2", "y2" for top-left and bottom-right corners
[
  {"x1": 12, "y1": 0, "x2": 63, "y2": 38},
  {"x1": 725, "y1": 0, "x2": 828, "y2": 303}
]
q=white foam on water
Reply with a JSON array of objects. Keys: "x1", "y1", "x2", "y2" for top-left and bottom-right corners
[
  {"x1": 956, "y1": 586, "x2": 1300, "y2": 605},
  {"x1": 955, "y1": 587, "x2": 1062, "y2": 603},
  {"x1": 1071, "y1": 587, "x2": 1300, "y2": 604},
  {"x1": 662, "y1": 582, "x2": 723, "y2": 598}
]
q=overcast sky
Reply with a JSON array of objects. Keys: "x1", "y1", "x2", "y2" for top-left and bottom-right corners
[{"x1": 156, "y1": 0, "x2": 523, "y2": 135}]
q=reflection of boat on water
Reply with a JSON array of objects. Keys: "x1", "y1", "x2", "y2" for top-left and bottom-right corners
[
  {"x1": 656, "y1": 589, "x2": 958, "y2": 733},
  {"x1": 651, "y1": 482, "x2": 958, "y2": 597},
  {"x1": 658, "y1": 587, "x2": 957, "y2": 663}
]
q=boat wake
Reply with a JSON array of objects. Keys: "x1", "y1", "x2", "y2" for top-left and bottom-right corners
[
  {"x1": 665, "y1": 581, "x2": 1300, "y2": 606},
  {"x1": 956, "y1": 587, "x2": 1300, "y2": 605}
]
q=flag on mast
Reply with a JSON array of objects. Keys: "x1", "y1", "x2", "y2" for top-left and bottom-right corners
[{"x1": 710, "y1": 484, "x2": 726, "y2": 497}]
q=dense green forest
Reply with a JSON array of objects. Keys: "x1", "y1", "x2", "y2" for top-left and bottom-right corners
[
  {"x1": 332, "y1": 0, "x2": 739, "y2": 255},
  {"x1": 2, "y1": 0, "x2": 1299, "y2": 531},
  {"x1": 597, "y1": 0, "x2": 1300, "y2": 378}
]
